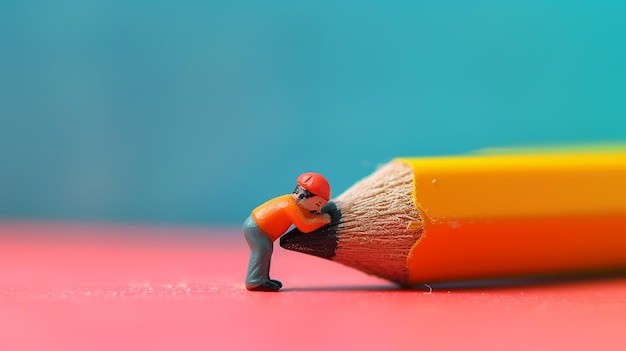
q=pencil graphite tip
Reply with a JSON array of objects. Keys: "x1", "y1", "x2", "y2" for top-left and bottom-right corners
[{"x1": 279, "y1": 201, "x2": 341, "y2": 260}]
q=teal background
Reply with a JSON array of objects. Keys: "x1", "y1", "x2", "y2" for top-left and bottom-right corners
[{"x1": 1, "y1": 1, "x2": 625, "y2": 225}]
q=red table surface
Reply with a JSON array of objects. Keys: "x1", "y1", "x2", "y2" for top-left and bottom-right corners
[{"x1": 1, "y1": 221, "x2": 625, "y2": 351}]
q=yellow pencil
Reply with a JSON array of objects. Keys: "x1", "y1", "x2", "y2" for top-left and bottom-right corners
[{"x1": 280, "y1": 148, "x2": 626, "y2": 286}]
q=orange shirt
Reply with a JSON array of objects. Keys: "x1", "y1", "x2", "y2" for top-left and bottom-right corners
[{"x1": 251, "y1": 194, "x2": 329, "y2": 241}]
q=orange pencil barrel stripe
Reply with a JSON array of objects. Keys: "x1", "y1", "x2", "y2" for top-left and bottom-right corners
[{"x1": 408, "y1": 214, "x2": 626, "y2": 283}]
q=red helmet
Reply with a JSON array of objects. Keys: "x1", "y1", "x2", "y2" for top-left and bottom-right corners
[{"x1": 297, "y1": 172, "x2": 331, "y2": 201}]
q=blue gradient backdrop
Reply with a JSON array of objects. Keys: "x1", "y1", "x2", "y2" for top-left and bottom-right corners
[{"x1": 1, "y1": 1, "x2": 625, "y2": 225}]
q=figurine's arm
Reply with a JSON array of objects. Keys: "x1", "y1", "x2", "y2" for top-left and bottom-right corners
[{"x1": 289, "y1": 209, "x2": 331, "y2": 233}]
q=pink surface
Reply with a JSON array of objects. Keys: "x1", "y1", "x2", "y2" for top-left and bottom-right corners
[{"x1": 1, "y1": 221, "x2": 625, "y2": 351}]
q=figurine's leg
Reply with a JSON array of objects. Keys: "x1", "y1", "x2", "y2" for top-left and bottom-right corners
[{"x1": 243, "y1": 216, "x2": 277, "y2": 290}]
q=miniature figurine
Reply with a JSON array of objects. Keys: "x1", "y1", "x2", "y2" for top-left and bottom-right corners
[{"x1": 243, "y1": 172, "x2": 331, "y2": 292}]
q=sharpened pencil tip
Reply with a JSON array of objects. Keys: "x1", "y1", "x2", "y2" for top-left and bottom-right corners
[{"x1": 279, "y1": 201, "x2": 341, "y2": 260}]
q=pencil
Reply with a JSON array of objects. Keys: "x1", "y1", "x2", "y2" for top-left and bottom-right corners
[{"x1": 279, "y1": 148, "x2": 626, "y2": 286}]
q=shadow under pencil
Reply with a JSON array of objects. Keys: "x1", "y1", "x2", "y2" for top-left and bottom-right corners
[
  {"x1": 282, "y1": 271, "x2": 626, "y2": 293},
  {"x1": 420, "y1": 270, "x2": 626, "y2": 291}
]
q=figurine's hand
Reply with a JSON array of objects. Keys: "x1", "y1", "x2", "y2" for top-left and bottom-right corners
[{"x1": 321, "y1": 213, "x2": 332, "y2": 224}]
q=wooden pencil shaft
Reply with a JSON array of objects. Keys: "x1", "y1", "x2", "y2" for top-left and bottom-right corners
[{"x1": 401, "y1": 151, "x2": 626, "y2": 284}]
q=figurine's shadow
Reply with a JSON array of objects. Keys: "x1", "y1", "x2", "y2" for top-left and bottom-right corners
[
  {"x1": 283, "y1": 285, "x2": 400, "y2": 292},
  {"x1": 282, "y1": 271, "x2": 626, "y2": 292}
]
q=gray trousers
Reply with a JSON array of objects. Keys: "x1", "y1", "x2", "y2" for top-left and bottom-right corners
[{"x1": 243, "y1": 216, "x2": 273, "y2": 289}]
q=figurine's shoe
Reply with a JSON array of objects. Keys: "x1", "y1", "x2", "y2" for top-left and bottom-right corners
[
  {"x1": 247, "y1": 280, "x2": 281, "y2": 292},
  {"x1": 269, "y1": 279, "x2": 283, "y2": 288}
]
